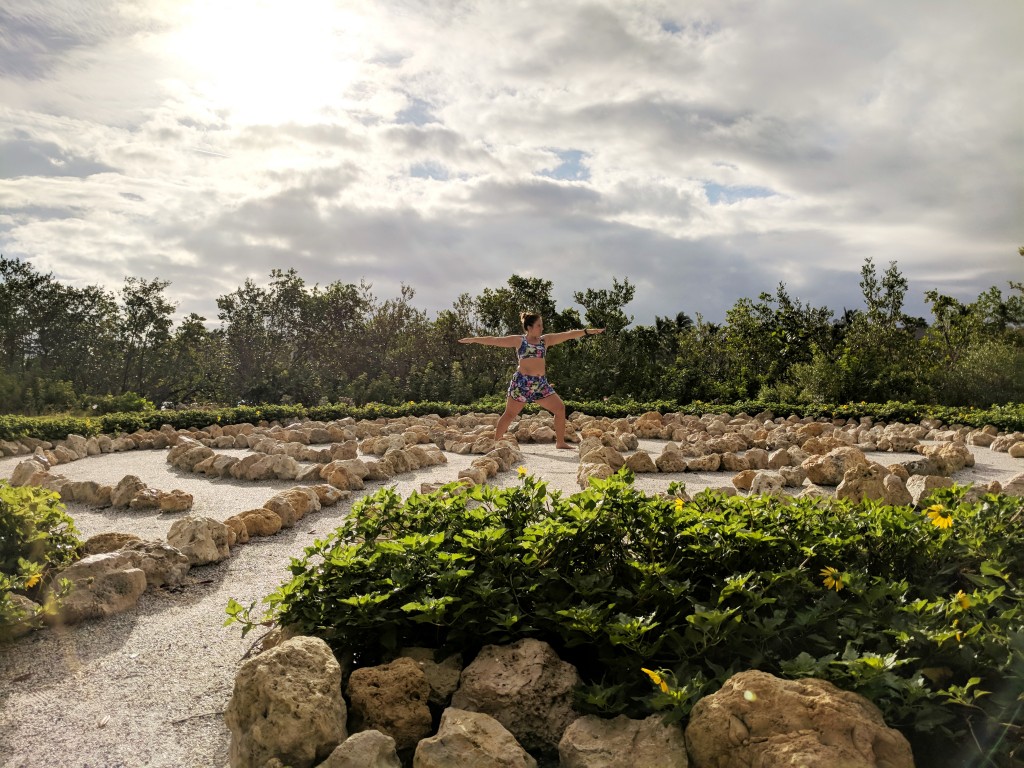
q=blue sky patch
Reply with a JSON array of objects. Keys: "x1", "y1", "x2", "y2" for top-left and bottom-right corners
[
  {"x1": 396, "y1": 97, "x2": 436, "y2": 126},
  {"x1": 704, "y1": 182, "x2": 776, "y2": 205},
  {"x1": 410, "y1": 161, "x2": 448, "y2": 180},
  {"x1": 538, "y1": 149, "x2": 590, "y2": 181}
]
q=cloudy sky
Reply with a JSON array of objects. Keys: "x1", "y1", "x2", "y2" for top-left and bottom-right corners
[{"x1": 1, "y1": 0, "x2": 1021, "y2": 327}]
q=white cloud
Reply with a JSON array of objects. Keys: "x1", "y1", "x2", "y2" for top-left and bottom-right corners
[{"x1": 0, "y1": 0, "x2": 1020, "y2": 330}]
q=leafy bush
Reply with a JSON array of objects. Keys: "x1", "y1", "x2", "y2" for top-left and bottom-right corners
[
  {"x1": 81, "y1": 391, "x2": 155, "y2": 414},
  {"x1": 0, "y1": 481, "x2": 82, "y2": 640},
  {"x1": 228, "y1": 474, "x2": 1024, "y2": 766}
]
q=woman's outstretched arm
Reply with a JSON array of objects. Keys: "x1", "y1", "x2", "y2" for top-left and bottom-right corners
[
  {"x1": 458, "y1": 334, "x2": 522, "y2": 348},
  {"x1": 544, "y1": 328, "x2": 606, "y2": 347}
]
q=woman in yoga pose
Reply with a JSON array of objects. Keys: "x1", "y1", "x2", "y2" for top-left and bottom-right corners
[{"x1": 459, "y1": 313, "x2": 604, "y2": 449}]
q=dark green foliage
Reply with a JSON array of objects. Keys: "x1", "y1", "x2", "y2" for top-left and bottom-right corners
[
  {"x1": 228, "y1": 474, "x2": 1024, "y2": 766},
  {"x1": 80, "y1": 391, "x2": 155, "y2": 414},
  {"x1": 1, "y1": 253, "x2": 1022, "y2": 412}
]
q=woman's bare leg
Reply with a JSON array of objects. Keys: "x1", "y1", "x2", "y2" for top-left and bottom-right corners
[
  {"x1": 536, "y1": 393, "x2": 572, "y2": 449},
  {"x1": 495, "y1": 398, "x2": 526, "y2": 441}
]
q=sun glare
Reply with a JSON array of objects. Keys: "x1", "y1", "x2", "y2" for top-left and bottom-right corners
[{"x1": 160, "y1": 0, "x2": 367, "y2": 124}]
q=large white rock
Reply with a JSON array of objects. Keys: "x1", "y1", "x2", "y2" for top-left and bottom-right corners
[
  {"x1": 559, "y1": 714, "x2": 688, "y2": 768},
  {"x1": 49, "y1": 552, "x2": 147, "y2": 624},
  {"x1": 414, "y1": 708, "x2": 536, "y2": 768},
  {"x1": 451, "y1": 638, "x2": 580, "y2": 753},
  {"x1": 685, "y1": 670, "x2": 913, "y2": 768},
  {"x1": 225, "y1": 636, "x2": 347, "y2": 768},
  {"x1": 166, "y1": 515, "x2": 230, "y2": 565}
]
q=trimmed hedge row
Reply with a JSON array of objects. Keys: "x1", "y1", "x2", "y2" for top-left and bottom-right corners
[{"x1": 1, "y1": 399, "x2": 1022, "y2": 443}]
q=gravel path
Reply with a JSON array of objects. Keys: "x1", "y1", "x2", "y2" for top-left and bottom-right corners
[{"x1": 0, "y1": 440, "x2": 1020, "y2": 768}]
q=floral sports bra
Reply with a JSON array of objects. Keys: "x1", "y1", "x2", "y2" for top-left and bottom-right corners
[{"x1": 517, "y1": 335, "x2": 546, "y2": 360}]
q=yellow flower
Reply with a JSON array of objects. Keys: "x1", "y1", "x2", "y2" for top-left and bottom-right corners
[
  {"x1": 820, "y1": 566, "x2": 845, "y2": 592},
  {"x1": 926, "y1": 505, "x2": 953, "y2": 529},
  {"x1": 24, "y1": 573, "x2": 41, "y2": 589},
  {"x1": 955, "y1": 590, "x2": 971, "y2": 610},
  {"x1": 674, "y1": 498, "x2": 684, "y2": 511},
  {"x1": 641, "y1": 667, "x2": 671, "y2": 694},
  {"x1": 517, "y1": 466, "x2": 527, "y2": 478}
]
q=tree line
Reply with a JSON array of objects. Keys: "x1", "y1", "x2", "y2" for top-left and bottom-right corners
[{"x1": 1, "y1": 253, "x2": 1021, "y2": 415}]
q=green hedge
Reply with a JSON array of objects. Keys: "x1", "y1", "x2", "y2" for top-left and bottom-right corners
[{"x1": 2, "y1": 399, "x2": 1022, "y2": 443}]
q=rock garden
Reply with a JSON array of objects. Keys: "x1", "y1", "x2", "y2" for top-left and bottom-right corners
[{"x1": 1, "y1": 408, "x2": 1023, "y2": 767}]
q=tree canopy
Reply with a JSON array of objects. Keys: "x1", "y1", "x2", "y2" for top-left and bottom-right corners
[{"x1": 0, "y1": 254, "x2": 1021, "y2": 414}]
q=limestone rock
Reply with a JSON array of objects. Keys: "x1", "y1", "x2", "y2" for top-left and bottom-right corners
[
  {"x1": 720, "y1": 452, "x2": 750, "y2": 472},
  {"x1": 223, "y1": 515, "x2": 250, "y2": 545},
  {"x1": 968, "y1": 431, "x2": 996, "y2": 447},
  {"x1": 49, "y1": 552, "x2": 147, "y2": 624},
  {"x1": 264, "y1": 488, "x2": 321, "y2": 528},
  {"x1": 346, "y1": 657, "x2": 432, "y2": 750},
  {"x1": 111, "y1": 475, "x2": 148, "y2": 508},
  {"x1": 797, "y1": 483, "x2": 828, "y2": 499},
  {"x1": 906, "y1": 475, "x2": 954, "y2": 506},
  {"x1": 836, "y1": 464, "x2": 888, "y2": 503},
  {"x1": 414, "y1": 708, "x2": 537, "y2": 768},
  {"x1": 1008, "y1": 442, "x2": 1024, "y2": 459},
  {"x1": 577, "y1": 463, "x2": 615, "y2": 488},
  {"x1": 451, "y1": 637, "x2": 580, "y2": 753},
  {"x1": 237, "y1": 508, "x2": 283, "y2": 538},
  {"x1": 225, "y1": 635, "x2": 347, "y2": 768},
  {"x1": 654, "y1": 451, "x2": 689, "y2": 473},
  {"x1": 898, "y1": 457, "x2": 941, "y2": 477},
  {"x1": 914, "y1": 441, "x2": 975, "y2": 474},
  {"x1": 83, "y1": 531, "x2": 142, "y2": 555},
  {"x1": 400, "y1": 648, "x2": 463, "y2": 706},
  {"x1": 732, "y1": 470, "x2": 756, "y2": 491},
  {"x1": 750, "y1": 470, "x2": 786, "y2": 496},
  {"x1": 10, "y1": 459, "x2": 47, "y2": 487},
  {"x1": 558, "y1": 714, "x2": 688, "y2": 768},
  {"x1": 459, "y1": 466, "x2": 488, "y2": 486},
  {"x1": 166, "y1": 515, "x2": 231, "y2": 565},
  {"x1": 312, "y1": 484, "x2": 349, "y2": 507},
  {"x1": 779, "y1": 465, "x2": 807, "y2": 487},
  {"x1": 685, "y1": 669, "x2": 913, "y2": 768},
  {"x1": 744, "y1": 448, "x2": 770, "y2": 470},
  {"x1": 119, "y1": 540, "x2": 191, "y2": 588},
  {"x1": 318, "y1": 730, "x2": 400, "y2": 768},
  {"x1": 684, "y1": 453, "x2": 720, "y2": 472},
  {"x1": 999, "y1": 472, "x2": 1024, "y2": 497},
  {"x1": 158, "y1": 489, "x2": 193, "y2": 514},
  {"x1": 802, "y1": 447, "x2": 868, "y2": 486},
  {"x1": 624, "y1": 450, "x2": 657, "y2": 473},
  {"x1": 883, "y1": 474, "x2": 913, "y2": 506},
  {"x1": 61, "y1": 480, "x2": 112, "y2": 507},
  {"x1": 128, "y1": 487, "x2": 162, "y2": 511}
]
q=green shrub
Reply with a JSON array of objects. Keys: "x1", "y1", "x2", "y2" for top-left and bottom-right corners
[
  {"x1": 228, "y1": 474, "x2": 1024, "y2": 766},
  {"x1": 81, "y1": 391, "x2": 155, "y2": 414},
  {"x1": 0, "y1": 481, "x2": 82, "y2": 640}
]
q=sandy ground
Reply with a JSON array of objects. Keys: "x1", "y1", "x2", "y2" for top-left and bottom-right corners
[{"x1": 0, "y1": 439, "x2": 1021, "y2": 768}]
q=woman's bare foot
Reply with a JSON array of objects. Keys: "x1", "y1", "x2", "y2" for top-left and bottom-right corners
[{"x1": 556, "y1": 442, "x2": 574, "y2": 450}]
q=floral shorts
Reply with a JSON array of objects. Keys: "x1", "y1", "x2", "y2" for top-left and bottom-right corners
[{"x1": 507, "y1": 372, "x2": 556, "y2": 403}]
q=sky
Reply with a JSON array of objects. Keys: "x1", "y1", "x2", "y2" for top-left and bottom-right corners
[{"x1": 1, "y1": 0, "x2": 1022, "y2": 328}]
